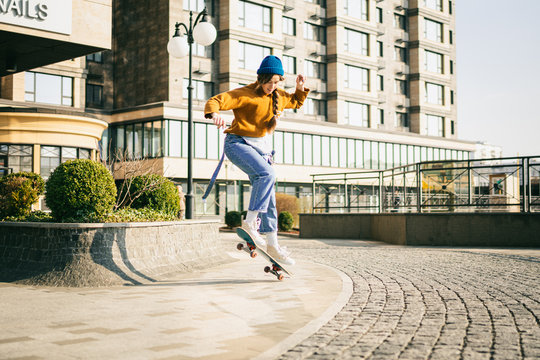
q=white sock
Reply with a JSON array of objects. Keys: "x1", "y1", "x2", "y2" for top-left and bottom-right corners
[
  {"x1": 245, "y1": 210, "x2": 258, "y2": 223},
  {"x1": 266, "y1": 232, "x2": 278, "y2": 248}
]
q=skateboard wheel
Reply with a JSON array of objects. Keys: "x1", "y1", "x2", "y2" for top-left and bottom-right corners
[
  {"x1": 237, "y1": 243, "x2": 244, "y2": 251},
  {"x1": 250, "y1": 251, "x2": 257, "y2": 258},
  {"x1": 264, "y1": 266, "x2": 271, "y2": 273},
  {"x1": 277, "y1": 274, "x2": 284, "y2": 281}
]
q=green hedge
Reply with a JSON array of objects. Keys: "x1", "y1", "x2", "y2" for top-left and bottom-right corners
[
  {"x1": 0, "y1": 172, "x2": 45, "y2": 218},
  {"x1": 45, "y1": 159, "x2": 116, "y2": 221},
  {"x1": 225, "y1": 211, "x2": 242, "y2": 228},
  {"x1": 121, "y1": 174, "x2": 180, "y2": 217},
  {"x1": 278, "y1": 211, "x2": 294, "y2": 231}
]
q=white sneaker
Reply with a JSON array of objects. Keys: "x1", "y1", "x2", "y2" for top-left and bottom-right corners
[
  {"x1": 242, "y1": 219, "x2": 266, "y2": 249},
  {"x1": 267, "y1": 245, "x2": 295, "y2": 266}
]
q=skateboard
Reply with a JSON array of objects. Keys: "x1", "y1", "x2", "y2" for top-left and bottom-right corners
[{"x1": 236, "y1": 228, "x2": 292, "y2": 281}]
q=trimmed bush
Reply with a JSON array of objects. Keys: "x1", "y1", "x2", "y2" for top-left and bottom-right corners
[
  {"x1": 278, "y1": 211, "x2": 294, "y2": 231},
  {"x1": 225, "y1": 211, "x2": 242, "y2": 228},
  {"x1": 45, "y1": 159, "x2": 116, "y2": 221},
  {"x1": 276, "y1": 192, "x2": 299, "y2": 227},
  {"x1": 0, "y1": 172, "x2": 45, "y2": 218},
  {"x1": 123, "y1": 174, "x2": 180, "y2": 217}
]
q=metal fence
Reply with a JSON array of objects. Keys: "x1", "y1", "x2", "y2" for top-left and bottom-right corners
[{"x1": 312, "y1": 156, "x2": 540, "y2": 213}]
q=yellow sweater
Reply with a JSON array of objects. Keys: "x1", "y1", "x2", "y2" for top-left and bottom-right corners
[{"x1": 204, "y1": 82, "x2": 310, "y2": 137}]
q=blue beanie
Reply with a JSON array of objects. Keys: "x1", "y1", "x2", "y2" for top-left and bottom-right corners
[{"x1": 257, "y1": 55, "x2": 284, "y2": 76}]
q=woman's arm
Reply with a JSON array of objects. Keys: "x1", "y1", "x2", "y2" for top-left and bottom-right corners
[{"x1": 284, "y1": 74, "x2": 310, "y2": 109}]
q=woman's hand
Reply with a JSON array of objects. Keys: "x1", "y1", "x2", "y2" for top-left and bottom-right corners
[
  {"x1": 210, "y1": 112, "x2": 226, "y2": 129},
  {"x1": 296, "y1": 74, "x2": 306, "y2": 91}
]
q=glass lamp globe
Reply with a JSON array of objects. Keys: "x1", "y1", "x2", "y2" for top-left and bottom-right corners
[
  {"x1": 193, "y1": 21, "x2": 217, "y2": 46},
  {"x1": 167, "y1": 36, "x2": 189, "y2": 58}
]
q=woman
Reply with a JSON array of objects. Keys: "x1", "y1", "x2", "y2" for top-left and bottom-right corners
[{"x1": 204, "y1": 55, "x2": 309, "y2": 265}]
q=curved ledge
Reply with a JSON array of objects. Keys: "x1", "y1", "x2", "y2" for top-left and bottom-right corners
[{"x1": 0, "y1": 220, "x2": 234, "y2": 287}]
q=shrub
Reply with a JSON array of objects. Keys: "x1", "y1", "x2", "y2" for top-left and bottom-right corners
[
  {"x1": 121, "y1": 174, "x2": 180, "y2": 217},
  {"x1": 0, "y1": 172, "x2": 45, "y2": 218},
  {"x1": 225, "y1": 211, "x2": 242, "y2": 228},
  {"x1": 45, "y1": 159, "x2": 116, "y2": 221},
  {"x1": 278, "y1": 211, "x2": 294, "y2": 231},
  {"x1": 276, "y1": 192, "x2": 299, "y2": 227}
]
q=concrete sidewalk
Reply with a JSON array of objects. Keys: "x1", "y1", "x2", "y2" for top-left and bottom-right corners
[{"x1": 0, "y1": 233, "x2": 352, "y2": 360}]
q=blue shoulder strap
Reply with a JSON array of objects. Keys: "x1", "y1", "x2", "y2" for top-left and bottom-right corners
[{"x1": 202, "y1": 151, "x2": 226, "y2": 201}]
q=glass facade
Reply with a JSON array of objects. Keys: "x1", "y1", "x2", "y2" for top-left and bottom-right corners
[{"x1": 108, "y1": 120, "x2": 470, "y2": 170}]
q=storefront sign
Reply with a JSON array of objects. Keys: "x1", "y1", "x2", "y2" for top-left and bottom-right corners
[{"x1": 0, "y1": 0, "x2": 72, "y2": 35}]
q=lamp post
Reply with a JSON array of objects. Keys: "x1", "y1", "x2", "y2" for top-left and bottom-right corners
[{"x1": 167, "y1": 8, "x2": 216, "y2": 219}]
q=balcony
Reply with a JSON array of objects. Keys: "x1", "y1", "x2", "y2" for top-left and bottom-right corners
[
  {"x1": 395, "y1": 63, "x2": 410, "y2": 75},
  {"x1": 395, "y1": 96, "x2": 411, "y2": 109},
  {"x1": 309, "y1": 43, "x2": 326, "y2": 57},
  {"x1": 283, "y1": 36, "x2": 295, "y2": 51},
  {"x1": 193, "y1": 61, "x2": 211, "y2": 75},
  {"x1": 394, "y1": 0, "x2": 408, "y2": 11},
  {"x1": 311, "y1": 82, "x2": 327, "y2": 94},
  {"x1": 283, "y1": 0, "x2": 294, "y2": 12},
  {"x1": 309, "y1": 7, "x2": 326, "y2": 20},
  {"x1": 395, "y1": 32, "x2": 409, "y2": 44}
]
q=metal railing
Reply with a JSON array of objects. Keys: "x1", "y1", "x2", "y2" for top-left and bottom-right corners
[{"x1": 312, "y1": 156, "x2": 540, "y2": 213}]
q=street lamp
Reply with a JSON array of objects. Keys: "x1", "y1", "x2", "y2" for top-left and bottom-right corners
[{"x1": 167, "y1": 8, "x2": 217, "y2": 219}]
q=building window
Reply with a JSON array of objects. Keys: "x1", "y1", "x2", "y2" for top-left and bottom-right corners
[
  {"x1": 451, "y1": 120, "x2": 455, "y2": 135},
  {"x1": 344, "y1": 65, "x2": 369, "y2": 91},
  {"x1": 394, "y1": 46, "x2": 407, "y2": 63},
  {"x1": 86, "y1": 84, "x2": 103, "y2": 108},
  {"x1": 239, "y1": 1, "x2": 271, "y2": 33},
  {"x1": 450, "y1": 90, "x2": 454, "y2": 104},
  {"x1": 282, "y1": 55, "x2": 296, "y2": 74},
  {"x1": 238, "y1": 42, "x2": 271, "y2": 71},
  {"x1": 395, "y1": 79, "x2": 407, "y2": 95},
  {"x1": 304, "y1": 98, "x2": 327, "y2": 117},
  {"x1": 40, "y1": 146, "x2": 60, "y2": 179},
  {"x1": 193, "y1": 43, "x2": 213, "y2": 58},
  {"x1": 377, "y1": 41, "x2": 384, "y2": 56},
  {"x1": 183, "y1": 0, "x2": 205, "y2": 12},
  {"x1": 449, "y1": 1, "x2": 453, "y2": 14},
  {"x1": 394, "y1": 13, "x2": 406, "y2": 30},
  {"x1": 426, "y1": 114, "x2": 444, "y2": 136},
  {"x1": 25, "y1": 72, "x2": 73, "y2": 106},
  {"x1": 377, "y1": 7, "x2": 383, "y2": 23},
  {"x1": 345, "y1": 29, "x2": 369, "y2": 56},
  {"x1": 0, "y1": 144, "x2": 32, "y2": 174},
  {"x1": 344, "y1": 0, "x2": 369, "y2": 21},
  {"x1": 283, "y1": 16, "x2": 295, "y2": 35},
  {"x1": 424, "y1": 18, "x2": 443, "y2": 42},
  {"x1": 395, "y1": 112, "x2": 409, "y2": 128},
  {"x1": 449, "y1": 30, "x2": 453, "y2": 44},
  {"x1": 345, "y1": 101, "x2": 370, "y2": 127},
  {"x1": 183, "y1": 79, "x2": 213, "y2": 100},
  {"x1": 424, "y1": 0, "x2": 443, "y2": 11},
  {"x1": 425, "y1": 82, "x2": 444, "y2": 105},
  {"x1": 377, "y1": 75, "x2": 384, "y2": 91},
  {"x1": 425, "y1": 50, "x2": 443, "y2": 73},
  {"x1": 304, "y1": 60, "x2": 327, "y2": 81},
  {"x1": 304, "y1": 22, "x2": 326, "y2": 43},
  {"x1": 450, "y1": 60, "x2": 454, "y2": 74},
  {"x1": 305, "y1": 0, "x2": 326, "y2": 5},
  {"x1": 378, "y1": 109, "x2": 384, "y2": 125},
  {"x1": 86, "y1": 52, "x2": 102, "y2": 63}
]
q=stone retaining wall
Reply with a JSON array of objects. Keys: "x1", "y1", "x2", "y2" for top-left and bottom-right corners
[
  {"x1": 0, "y1": 220, "x2": 233, "y2": 287},
  {"x1": 300, "y1": 213, "x2": 540, "y2": 247}
]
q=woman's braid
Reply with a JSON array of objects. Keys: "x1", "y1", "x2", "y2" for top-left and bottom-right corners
[{"x1": 266, "y1": 90, "x2": 279, "y2": 132}]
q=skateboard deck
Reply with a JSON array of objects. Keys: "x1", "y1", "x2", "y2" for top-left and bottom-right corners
[{"x1": 236, "y1": 227, "x2": 293, "y2": 280}]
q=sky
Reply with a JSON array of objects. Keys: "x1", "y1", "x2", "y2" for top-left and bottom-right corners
[{"x1": 456, "y1": 0, "x2": 540, "y2": 157}]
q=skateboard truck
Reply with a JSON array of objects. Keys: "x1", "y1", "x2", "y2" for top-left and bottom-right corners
[
  {"x1": 264, "y1": 264, "x2": 284, "y2": 281},
  {"x1": 236, "y1": 242, "x2": 257, "y2": 258}
]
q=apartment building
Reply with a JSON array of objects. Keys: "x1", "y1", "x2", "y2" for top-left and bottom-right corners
[{"x1": 0, "y1": 0, "x2": 474, "y2": 216}]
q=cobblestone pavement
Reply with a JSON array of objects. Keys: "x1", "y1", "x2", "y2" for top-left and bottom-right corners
[{"x1": 277, "y1": 239, "x2": 540, "y2": 360}]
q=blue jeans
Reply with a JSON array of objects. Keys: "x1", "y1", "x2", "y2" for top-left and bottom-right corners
[{"x1": 224, "y1": 134, "x2": 277, "y2": 233}]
